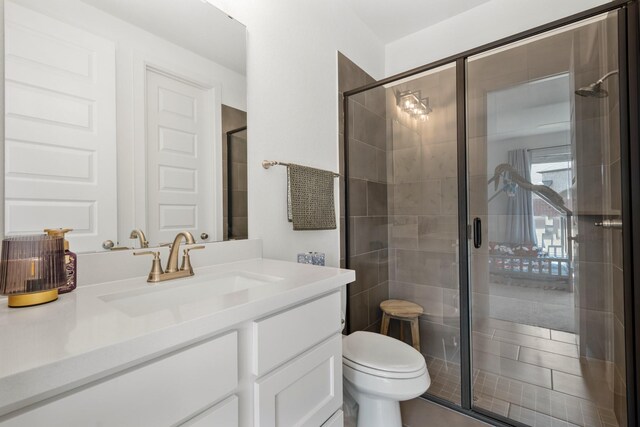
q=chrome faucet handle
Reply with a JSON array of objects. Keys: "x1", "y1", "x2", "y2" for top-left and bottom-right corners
[
  {"x1": 133, "y1": 251, "x2": 164, "y2": 283},
  {"x1": 180, "y1": 245, "x2": 205, "y2": 273}
]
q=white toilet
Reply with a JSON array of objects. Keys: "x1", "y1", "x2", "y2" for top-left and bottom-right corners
[{"x1": 342, "y1": 331, "x2": 430, "y2": 427}]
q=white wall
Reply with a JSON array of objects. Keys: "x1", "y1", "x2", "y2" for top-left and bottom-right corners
[
  {"x1": 207, "y1": 0, "x2": 385, "y2": 267},
  {"x1": 385, "y1": 0, "x2": 608, "y2": 75}
]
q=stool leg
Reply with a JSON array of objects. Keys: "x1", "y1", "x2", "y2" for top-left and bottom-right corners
[
  {"x1": 410, "y1": 318, "x2": 420, "y2": 351},
  {"x1": 400, "y1": 320, "x2": 405, "y2": 342},
  {"x1": 380, "y1": 313, "x2": 390, "y2": 335}
]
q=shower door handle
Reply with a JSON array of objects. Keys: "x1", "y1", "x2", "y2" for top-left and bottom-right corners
[{"x1": 473, "y1": 217, "x2": 482, "y2": 248}]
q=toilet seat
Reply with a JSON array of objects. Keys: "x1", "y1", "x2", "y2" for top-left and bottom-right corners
[
  {"x1": 343, "y1": 357, "x2": 427, "y2": 379},
  {"x1": 343, "y1": 331, "x2": 426, "y2": 379}
]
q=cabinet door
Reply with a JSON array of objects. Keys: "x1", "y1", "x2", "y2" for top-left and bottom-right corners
[
  {"x1": 181, "y1": 395, "x2": 238, "y2": 427},
  {"x1": 255, "y1": 334, "x2": 342, "y2": 427}
]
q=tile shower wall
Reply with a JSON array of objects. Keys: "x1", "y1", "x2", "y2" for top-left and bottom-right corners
[
  {"x1": 603, "y1": 12, "x2": 626, "y2": 426},
  {"x1": 572, "y1": 18, "x2": 616, "y2": 365},
  {"x1": 339, "y1": 52, "x2": 389, "y2": 333},
  {"x1": 385, "y1": 66, "x2": 461, "y2": 367},
  {"x1": 221, "y1": 105, "x2": 247, "y2": 241},
  {"x1": 228, "y1": 130, "x2": 248, "y2": 239},
  {"x1": 570, "y1": 18, "x2": 623, "y2": 419}
]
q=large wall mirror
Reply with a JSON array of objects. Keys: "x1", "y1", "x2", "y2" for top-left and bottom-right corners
[{"x1": 3, "y1": 0, "x2": 247, "y2": 253}]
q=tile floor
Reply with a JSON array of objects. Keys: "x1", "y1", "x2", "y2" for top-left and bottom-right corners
[
  {"x1": 424, "y1": 317, "x2": 620, "y2": 427},
  {"x1": 488, "y1": 281, "x2": 575, "y2": 333},
  {"x1": 401, "y1": 398, "x2": 490, "y2": 427}
]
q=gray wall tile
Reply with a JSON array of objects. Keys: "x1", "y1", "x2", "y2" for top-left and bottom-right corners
[
  {"x1": 366, "y1": 181, "x2": 387, "y2": 216},
  {"x1": 348, "y1": 250, "x2": 379, "y2": 296},
  {"x1": 339, "y1": 53, "x2": 389, "y2": 333},
  {"x1": 348, "y1": 178, "x2": 367, "y2": 216},
  {"x1": 348, "y1": 138, "x2": 378, "y2": 181},
  {"x1": 352, "y1": 101, "x2": 386, "y2": 150},
  {"x1": 353, "y1": 216, "x2": 389, "y2": 255}
]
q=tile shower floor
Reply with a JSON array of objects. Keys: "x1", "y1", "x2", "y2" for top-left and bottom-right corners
[{"x1": 425, "y1": 318, "x2": 619, "y2": 427}]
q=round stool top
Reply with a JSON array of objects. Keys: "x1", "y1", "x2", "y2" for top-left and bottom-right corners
[{"x1": 380, "y1": 299, "x2": 423, "y2": 319}]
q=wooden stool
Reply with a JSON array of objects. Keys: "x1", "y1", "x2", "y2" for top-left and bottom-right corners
[{"x1": 380, "y1": 299, "x2": 423, "y2": 351}]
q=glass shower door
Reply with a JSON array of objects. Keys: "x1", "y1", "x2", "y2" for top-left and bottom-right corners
[{"x1": 467, "y1": 11, "x2": 626, "y2": 427}]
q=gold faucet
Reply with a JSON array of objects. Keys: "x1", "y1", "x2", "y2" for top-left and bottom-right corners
[
  {"x1": 166, "y1": 231, "x2": 195, "y2": 272},
  {"x1": 130, "y1": 229, "x2": 149, "y2": 248},
  {"x1": 134, "y1": 231, "x2": 204, "y2": 283}
]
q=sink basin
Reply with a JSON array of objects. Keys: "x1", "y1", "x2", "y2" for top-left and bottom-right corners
[{"x1": 99, "y1": 271, "x2": 283, "y2": 317}]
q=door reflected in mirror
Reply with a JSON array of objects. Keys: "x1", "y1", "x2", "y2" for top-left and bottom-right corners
[{"x1": 3, "y1": 0, "x2": 247, "y2": 253}]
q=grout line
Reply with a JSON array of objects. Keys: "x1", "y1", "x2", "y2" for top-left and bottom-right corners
[{"x1": 488, "y1": 331, "x2": 579, "y2": 358}]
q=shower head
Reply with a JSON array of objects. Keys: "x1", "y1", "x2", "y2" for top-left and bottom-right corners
[
  {"x1": 575, "y1": 81, "x2": 608, "y2": 98},
  {"x1": 574, "y1": 69, "x2": 618, "y2": 98}
]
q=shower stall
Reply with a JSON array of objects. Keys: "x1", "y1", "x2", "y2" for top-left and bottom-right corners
[{"x1": 341, "y1": 2, "x2": 639, "y2": 426}]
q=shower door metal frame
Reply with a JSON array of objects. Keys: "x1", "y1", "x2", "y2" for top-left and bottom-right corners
[{"x1": 342, "y1": 1, "x2": 639, "y2": 425}]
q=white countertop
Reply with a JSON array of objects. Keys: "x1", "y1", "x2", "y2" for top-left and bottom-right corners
[{"x1": 0, "y1": 258, "x2": 354, "y2": 416}]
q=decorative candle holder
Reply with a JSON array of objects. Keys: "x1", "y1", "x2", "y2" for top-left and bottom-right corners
[{"x1": 0, "y1": 235, "x2": 67, "y2": 307}]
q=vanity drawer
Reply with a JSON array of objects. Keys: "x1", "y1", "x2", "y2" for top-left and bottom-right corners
[
  {"x1": 180, "y1": 395, "x2": 238, "y2": 427},
  {"x1": 254, "y1": 334, "x2": 342, "y2": 427},
  {"x1": 1, "y1": 332, "x2": 238, "y2": 427},
  {"x1": 253, "y1": 292, "x2": 341, "y2": 376}
]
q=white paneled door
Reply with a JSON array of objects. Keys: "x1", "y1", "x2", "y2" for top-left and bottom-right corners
[
  {"x1": 4, "y1": 2, "x2": 117, "y2": 252},
  {"x1": 145, "y1": 69, "x2": 214, "y2": 245}
]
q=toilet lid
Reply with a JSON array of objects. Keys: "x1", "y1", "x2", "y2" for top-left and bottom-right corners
[{"x1": 343, "y1": 331, "x2": 425, "y2": 374}]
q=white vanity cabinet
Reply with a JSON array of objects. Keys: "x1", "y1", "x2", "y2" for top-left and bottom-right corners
[
  {"x1": 181, "y1": 396, "x2": 239, "y2": 426},
  {"x1": 0, "y1": 291, "x2": 344, "y2": 427},
  {"x1": 0, "y1": 332, "x2": 239, "y2": 427},
  {"x1": 253, "y1": 292, "x2": 343, "y2": 427}
]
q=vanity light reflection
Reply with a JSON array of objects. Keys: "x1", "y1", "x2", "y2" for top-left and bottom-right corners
[{"x1": 396, "y1": 90, "x2": 432, "y2": 121}]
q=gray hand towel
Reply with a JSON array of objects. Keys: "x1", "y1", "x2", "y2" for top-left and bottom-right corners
[{"x1": 287, "y1": 164, "x2": 337, "y2": 230}]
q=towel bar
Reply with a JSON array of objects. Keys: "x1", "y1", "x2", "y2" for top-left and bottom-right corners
[{"x1": 261, "y1": 160, "x2": 340, "y2": 177}]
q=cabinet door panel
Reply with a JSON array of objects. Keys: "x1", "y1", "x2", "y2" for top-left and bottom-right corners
[{"x1": 255, "y1": 334, "x2": 342, "y2": 427}]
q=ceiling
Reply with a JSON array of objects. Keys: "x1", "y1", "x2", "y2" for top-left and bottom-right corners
[
  {"x1": 488, "y1": 74, "x2": 571, "y2": 141},
  {"x1": 346, "y1": 0, "x2": 491, "y2": 44},
  {"x1": 81, "y1": 0, "x2": 246, "y2": 74}
]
